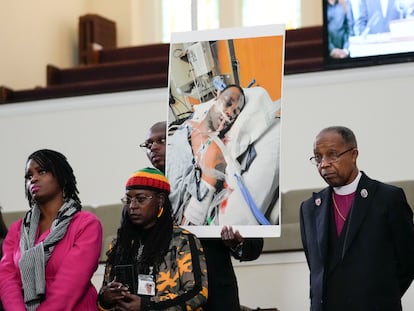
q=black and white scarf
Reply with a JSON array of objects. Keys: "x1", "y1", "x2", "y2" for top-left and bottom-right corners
[{"x1": 19, "y1": 198, "x2": 81, "y2": 311}]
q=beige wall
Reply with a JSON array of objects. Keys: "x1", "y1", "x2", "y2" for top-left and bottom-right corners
[
  {"x1": 0, "y1": 1, "x2": 85, "y2": 89},
  {"x1": 0, "y1": 0, "x2": 322, "y2": 90},
  {"x1": 131, "y1": 0, "x2": 164, "y2": 46},
  {"x1": 301, "y1": 0, "x2": 323, "y2": 27}
]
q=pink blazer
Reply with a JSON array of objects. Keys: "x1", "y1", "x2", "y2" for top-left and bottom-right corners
[{"x1": 0, "y1": 211, "x2": 102, "y2": 311}]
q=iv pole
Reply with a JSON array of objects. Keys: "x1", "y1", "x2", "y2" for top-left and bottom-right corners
[{"x1": 191, "y1": 0, "x2": 198, "y2": 31}]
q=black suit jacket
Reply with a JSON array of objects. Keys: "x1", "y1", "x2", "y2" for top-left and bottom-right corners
[{"x1": 300, "y1": 172, "x2": 414, "y2": 311}]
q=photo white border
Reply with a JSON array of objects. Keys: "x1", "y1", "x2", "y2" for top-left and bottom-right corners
[{"x1": 168, "y1": 24, "x2": 285, "y2": 238}]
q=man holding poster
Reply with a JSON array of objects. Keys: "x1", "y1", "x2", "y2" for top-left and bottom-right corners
[{"x1": 165, "y1": 24, "x2": 285, "y2": 310}]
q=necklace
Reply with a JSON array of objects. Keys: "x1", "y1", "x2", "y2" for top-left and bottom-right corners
[
  {"x1": 134, "y1": 239, "x2": 144, "y2": 261},
  {"x1": 332, "y1": 195, "x2": 346, "y2": 222}
]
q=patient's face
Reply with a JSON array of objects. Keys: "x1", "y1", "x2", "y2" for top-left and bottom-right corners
[
  {"x1": 218, "y1": 86, "x2": 244, "y2": 119},
  {"x1": 210, "y1": 86, "x2": 244, "y2": 132}
]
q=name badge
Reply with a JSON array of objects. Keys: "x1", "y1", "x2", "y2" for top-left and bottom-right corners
[{"x1": 138, "y1": 274, "x2": 155, "y2": 296}]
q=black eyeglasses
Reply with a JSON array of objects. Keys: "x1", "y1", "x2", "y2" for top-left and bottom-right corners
[
  {"x1": 139, "y1": 138, "x2": 166, "y2": 150},
  {"x1": 309, "y1": 147, "x2": 355, "y2": 166}
]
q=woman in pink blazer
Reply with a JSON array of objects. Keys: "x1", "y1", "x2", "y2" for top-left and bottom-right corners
[{"x1": 0, "y1": 149, "x2": 102, "y2": 311}]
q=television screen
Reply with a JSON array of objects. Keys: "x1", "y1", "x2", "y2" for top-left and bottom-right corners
[{"x1": 323, "y1": 0, "x2": 414, "y2": 68}]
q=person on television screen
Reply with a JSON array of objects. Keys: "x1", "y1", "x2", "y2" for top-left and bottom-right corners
[
  {"x1": 353, "y1": 0, "x2": 400, "y2": 35},
  {"x1": 327, "y1": 0, "x2": 354, "y2": 58},
  {"x1": 300, "y1": 125, "x2": 414, "y2": 311}
]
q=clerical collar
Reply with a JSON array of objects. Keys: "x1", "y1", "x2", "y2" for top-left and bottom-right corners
[{"x1": 333, "y1": 171, "x2": 362, "y2": 195}]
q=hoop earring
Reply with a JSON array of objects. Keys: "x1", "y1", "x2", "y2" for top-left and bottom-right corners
[{"x1": 157, "y1": 206, "x2": 164, "y2": 218}]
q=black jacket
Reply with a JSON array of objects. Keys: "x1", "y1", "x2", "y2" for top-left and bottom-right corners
[
  {"x1": 201, "y1": 237, "x2": 263, "y2": 311},
  {"x1": 300, "y1": 172, "x2": 414, "y2": 311}
]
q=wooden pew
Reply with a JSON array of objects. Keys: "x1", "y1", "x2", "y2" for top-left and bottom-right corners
[
  {"x1": 47, "y1": 57, "x2": 168, "y2": 86},
  {"x1": 0, "y1": 26, "x2": 324, "y2": 104}
]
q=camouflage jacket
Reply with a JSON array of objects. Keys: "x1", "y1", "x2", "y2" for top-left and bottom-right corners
[{"x1": 101, "y1": 226, "x2": 208, "y2": 310}]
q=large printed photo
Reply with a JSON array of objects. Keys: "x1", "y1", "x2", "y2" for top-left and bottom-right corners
[{"x1": 166, "y1": 25, "x2": 284, "y2": 237}]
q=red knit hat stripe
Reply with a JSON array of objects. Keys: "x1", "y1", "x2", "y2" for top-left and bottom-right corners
[{"x1": 126, "y1": 167, "x2": 170, "y2": 193}]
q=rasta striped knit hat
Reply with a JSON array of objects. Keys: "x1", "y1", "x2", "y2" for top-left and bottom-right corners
[{"x1": 125, "y1": 167, "x2": 170, "y2": 194}]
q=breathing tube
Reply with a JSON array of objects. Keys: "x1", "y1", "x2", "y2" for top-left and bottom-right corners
[{"x1": 208, "y1": 133, "x2": 271, "y2": 225}]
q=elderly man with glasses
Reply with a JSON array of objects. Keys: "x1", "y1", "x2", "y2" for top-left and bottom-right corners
[{"x1": 300, "y1": 125, "x2": 414, "y2": 311}]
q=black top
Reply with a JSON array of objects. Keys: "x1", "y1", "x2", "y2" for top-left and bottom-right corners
[{"x1": 201, "y1": 237, "x2": 263, "y2": 311}]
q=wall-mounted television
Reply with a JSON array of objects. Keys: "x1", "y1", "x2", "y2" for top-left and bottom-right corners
[{"x1": 323, "y1": 0, "x2": 414, "y2": 69}]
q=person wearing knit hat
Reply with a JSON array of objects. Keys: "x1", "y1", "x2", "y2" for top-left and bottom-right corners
[
  {"x1": 125, "y1": 167, "x2": 170, "y2": 193},
  {"x1": 145, "y1": 121, "x2": 264, "y2": 311},
  {"x1": 98, "y1": 167, "x2": 208, "y2": 311}
]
